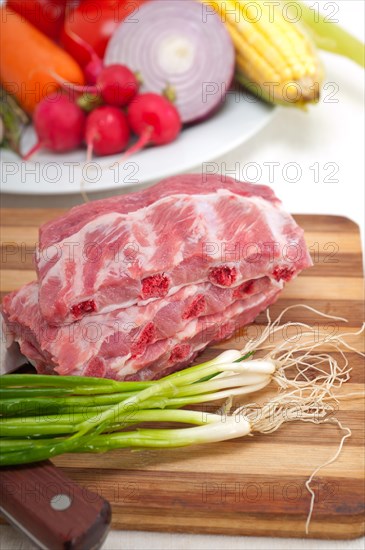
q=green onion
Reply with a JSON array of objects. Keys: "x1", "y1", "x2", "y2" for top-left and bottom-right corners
[
  {"x1": 0, "y1": 351, "x2": 273, "y2": 465},
  {"x1": 1, "y1": 307, "x2": 358, "y2": 468}
]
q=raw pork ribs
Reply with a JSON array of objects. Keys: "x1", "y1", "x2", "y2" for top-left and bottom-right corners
[{"x1": 3, "y1": 174, "x2": 312, "y2": 380}]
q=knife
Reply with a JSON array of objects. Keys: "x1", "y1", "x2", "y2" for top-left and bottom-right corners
[
  {"x1": 0, "y1": 461, "x2": 111, "y2": 550},
  {"x1": 1, "y1": 323, "x2": 112, "y2": 549}
]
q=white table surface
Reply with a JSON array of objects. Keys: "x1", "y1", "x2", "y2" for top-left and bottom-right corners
[{"x1": 1, "y1": 1, "x2": 364, "y2": 549}]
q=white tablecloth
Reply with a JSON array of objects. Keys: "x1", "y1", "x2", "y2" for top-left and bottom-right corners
[{"x1": 1, "y1": 1, "x2": 364, "y2": 549}]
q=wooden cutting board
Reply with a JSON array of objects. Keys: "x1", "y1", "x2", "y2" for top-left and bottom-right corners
[{"x1": 1, "y1": 211, "x2": 364, "y2": 540}]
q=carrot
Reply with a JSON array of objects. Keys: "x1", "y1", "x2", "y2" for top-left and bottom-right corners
[{"x1": 0, "y1": 7, "x2": 84, "y2": 114}]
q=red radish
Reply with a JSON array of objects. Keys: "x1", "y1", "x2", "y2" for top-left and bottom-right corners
[
  {"x1": 85, "y1": 106, "x2": 130, "y2": 159},
  {"x1": 64, "y1": 24, "x2": 104, "y2": 85},
  {"x1": 23, "y1": 94, "x2": 86, "y2": 161},
  {"x1": 122, "y1": 93, "x2": 181, "y2": 159},
  {"x1": 97, "y1": 65, "x2": 139, "y2": 106},
  {"x1": 84, "y1": 57, "x2": 104, "y2": 86},
  {"x1": 63, "y1": 64, "x2": 139, "y2": 107}
]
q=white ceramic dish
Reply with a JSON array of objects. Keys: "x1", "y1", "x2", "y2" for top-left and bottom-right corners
[{"x1": 1, "y1": 94, "x2": 275, "y2": 195}]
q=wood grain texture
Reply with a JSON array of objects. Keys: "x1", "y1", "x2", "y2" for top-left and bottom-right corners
[{"x1": 0, "y1": 211, "x2": 364, "y2": 540}]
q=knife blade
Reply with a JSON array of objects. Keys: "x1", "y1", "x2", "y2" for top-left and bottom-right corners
[{"x1": 0, "y1": 315, "x2": 27, "y2": 374}]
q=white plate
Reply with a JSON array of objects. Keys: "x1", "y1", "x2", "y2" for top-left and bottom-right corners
[{"x1": 0, "y1": 94, "x2": 275, "y2": 195}]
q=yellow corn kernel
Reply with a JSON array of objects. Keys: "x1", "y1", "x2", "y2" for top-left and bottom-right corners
[{"x1": 203, "y1": 0, "x2": 323, "y2": 105}]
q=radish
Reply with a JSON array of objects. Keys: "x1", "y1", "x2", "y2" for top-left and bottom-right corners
[
  {"x1": 61, "y1": 26, "x2": 138, "y2": 102},
  {"x1": 85, "y1": 106, "x2": 130, "y2": 159},
  {"x1": 23, "y1": 94, "x2": 86, "y2": 161},
  {"x1": 122, "y1": 93, "x2": 181, "y2": 159},
  {"x1": 84, "y1": 56, "x2": 104, "y2": 86},
  {"x1": 63, "y1": 64, "x2": 139, "y2": 108},
  {"x1": 64, "y1": 24, "x2": 104, "y2": 85},
  {"x1": 97, "y1": 65, "x2": 139, "y2": 107}
]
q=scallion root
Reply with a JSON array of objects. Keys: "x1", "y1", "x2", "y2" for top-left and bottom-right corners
[
  {"x1": 239, "y1": 305, "x2": 364, "y2": 403},
  {"x1": 231, "y1": 304, "x2": 364, "y2": 533}
]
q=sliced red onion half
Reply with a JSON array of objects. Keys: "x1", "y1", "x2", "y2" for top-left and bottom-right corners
[{"x1": 104, "y1": 0, "x2": 235, "y2": 124}]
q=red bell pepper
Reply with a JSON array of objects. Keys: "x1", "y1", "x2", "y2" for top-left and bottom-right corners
[
  {"x1": 7, "y1": 0, "x2": 68, "y2": 41},
  {"x1": 61, "y1": 0, "x2": 147, "y2": 67}
]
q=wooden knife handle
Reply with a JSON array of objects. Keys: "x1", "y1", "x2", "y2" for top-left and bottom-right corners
[{"x1": 0, "y1": 460, "x2": 111, "y2": 550}]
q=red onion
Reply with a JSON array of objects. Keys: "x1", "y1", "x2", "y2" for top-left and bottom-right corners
[{"x1": 104, "y1": 0, "x2": 235, "y2": 124}]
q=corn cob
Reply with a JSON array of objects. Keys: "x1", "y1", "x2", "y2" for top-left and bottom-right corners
[{"x1": 203, "y1": 0, "x2": 324, "y2": 107}]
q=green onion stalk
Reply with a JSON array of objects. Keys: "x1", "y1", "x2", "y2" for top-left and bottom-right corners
[{"x1": 1, "y1": 350, "x2": 275, "y2": 466}]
